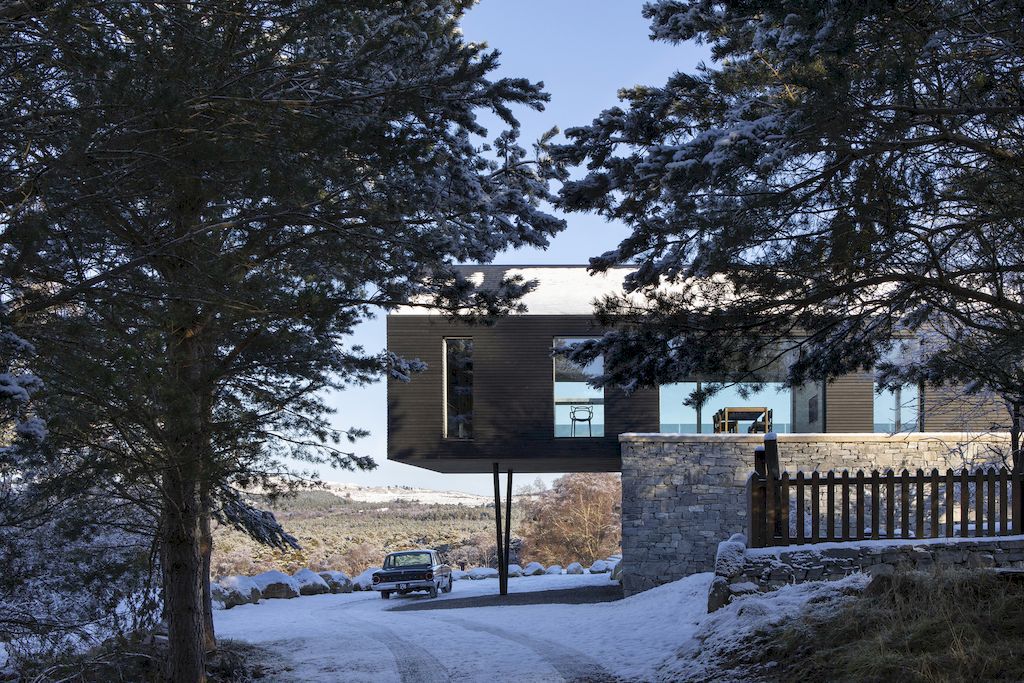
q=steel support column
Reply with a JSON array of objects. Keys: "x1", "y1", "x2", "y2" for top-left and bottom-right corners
[
  {"x1": 492, "y1": 463, "x2": 507, "y2": 595},
  {"x1": 503, "y1": 468, "x2": 513, "y2": 594}
]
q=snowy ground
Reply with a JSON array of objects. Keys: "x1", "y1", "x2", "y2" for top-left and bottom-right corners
[{"x1": 214, "y1": 572, "x2": 714, "y2": 682}]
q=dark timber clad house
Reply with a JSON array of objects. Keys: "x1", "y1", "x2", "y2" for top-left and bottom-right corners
[{"x1": 387, "y1": 265, "x2": 1008, "y2": 593}]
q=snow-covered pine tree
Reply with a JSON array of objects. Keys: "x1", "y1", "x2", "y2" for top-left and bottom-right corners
[
  {"x1": 2, "y1": 2, "x2": 563, "y2": 678},
  {"x1": 0, "y1": 314, "x2": 155, "y2": 673},
  {"x1": 554, "y1": 0, "x2": 1024, "y2": 463}
]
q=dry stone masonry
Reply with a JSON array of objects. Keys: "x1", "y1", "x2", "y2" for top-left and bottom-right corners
[
  {"x1": 707, "y1": 532, "x2": 1024, "y2": 611},
  {"x1": 619, "y1": 432, "x2": 1009, "y2": 595}
]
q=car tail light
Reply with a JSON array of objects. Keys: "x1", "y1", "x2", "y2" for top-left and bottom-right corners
[
  {"x1": 424, "y1": 571, "x2": 433, "y2": 580},
  {"x1": 372, "y1": 574, "x2": 381, "y2": 584}
]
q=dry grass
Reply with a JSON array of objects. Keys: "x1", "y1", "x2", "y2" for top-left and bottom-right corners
[
  {"x1": 761, "y1": 569, "x2": 1024, "y2": 682},
  {"x1": 212, "y1": 492, "x2": 524, "y2": 577}
]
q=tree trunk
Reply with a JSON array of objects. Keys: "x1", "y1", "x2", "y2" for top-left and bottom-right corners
[
  {"x1": 199, "y1": 488, "x2": 216, "y2": 654},
  {"x1": 162, "y1": 473, "x2": 207, "y2": 682},
  {"x1": 161, "y1": 305, "x2": 210, "y2": 682}
]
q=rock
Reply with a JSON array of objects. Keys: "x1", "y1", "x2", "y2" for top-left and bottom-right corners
[
  {"x1": 468, "y1": 567, "x2": 499, "y2": 580},
  {"x1": 968, "y1": 552, "x2": 996, "y2": 569},
  {"x1": 610, "y1": 561, "x2": 623, "y2": 582},
  {"x1": 566, "y1": 562, "x2": 584, "y2": 575},
  {"x1": 867, "y1": 563, "x2": 895, "y2": 579},
  {"x1": 714, "y1": 536, "x2": 747, "y2": 579},
  {"x1": 707, "y1": 576, "x2": 731, "y2": 613},
  {"x1": 211, "y1": 576, "x2": 261, "y2": 609},
  {"x1": 588, "y1": 560, "x2": 612, "y2": 574},
  {"x1": 507, "y1": 564, "x2": 524, "y2": 577},
  {"x1": 522, "y1": 561, "x2": 545, "y2": 576},
  {"x1": 728, "y1": 581, "x2": 760, "y2": 596},
  {"x1": 545, "y1": 564, "x2": 563, "y2": 575},
  {"x1": 318, "y1": 570, "x2": 354, "y2": 594},
  {"x1": 352, "y1": 567, "x2": 382, "y2": 591},
  {"x1": 451, "y1": 569, "x2": 469, "y2": 581},
  {"x1": 251, "y1": 570, "x2": 300, "y2": 599},
  {"x1": 864, "y1": 572, "x2": 894, "y2": 597},
  {"x1": 292, "y1": 568, "x2": 330, "y2": 596}
]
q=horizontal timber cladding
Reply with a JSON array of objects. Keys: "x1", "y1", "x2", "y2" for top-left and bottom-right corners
[
  {"x1": 923, "y1": 384, "x2": 1007, "y2": 432},
  {"x1": 387, "y1": 314, "x2": 659, "y2": 473},
  {"x1": 824, "y1": 372, "x2": 874, "y2": 433}
]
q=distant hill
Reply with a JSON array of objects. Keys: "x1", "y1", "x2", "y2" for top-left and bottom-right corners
[{"x1": 321, "y1": 482, "x2": 491, "y2": 507}]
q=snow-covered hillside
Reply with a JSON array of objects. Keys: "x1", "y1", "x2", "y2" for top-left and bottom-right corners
[
  {"x1": 321, "y1": 482, "x2": 491, "y2": 506},
  {"x1": 244, "y1": 479, "x2": 496, "y2": 506}
]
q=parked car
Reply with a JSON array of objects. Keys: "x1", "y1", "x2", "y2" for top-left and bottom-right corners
[{"x1": 372, "y1": 549, "x2": 452, "y2": 599}]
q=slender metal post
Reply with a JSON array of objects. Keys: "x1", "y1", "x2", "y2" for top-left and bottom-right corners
[
  {"x1": 492, "y1": 462, "x2": 505, "y2": 595},
  {"x1": 503, "y1": 468, "x2": 513, "y2": 595}
]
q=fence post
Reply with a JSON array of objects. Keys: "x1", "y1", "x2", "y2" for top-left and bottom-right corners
[
  {"x1": 796, "y1": 471, "x2": 805, "y2": 544},
  {"x1": 988, "y1": 468, "x2": 996, "y2": 537},
  {"x1": 1000, "y1": 467, "x2": 1008, "y2": 535},
  {"x1": 975, "y1": 469, "x2": 985, "y2": 538},
  {"x1": 1014, "y1": 468, "x2": 1022, "y2": 535},
  {"x1": 855, "y1": 470, "x2": 865, "y2": 540},
  {"x1": 747, "y1": 472, "x2": 764, "y2": 547},
  {"x1": 945, "y1": 469, "x2": 955, "y2": 537},
  {"x1": 764, "y1": 433, "x2": 780, "y2": 479},
  {"x1": 870, "y1": 470, "x2": 880, "y2": 539}
]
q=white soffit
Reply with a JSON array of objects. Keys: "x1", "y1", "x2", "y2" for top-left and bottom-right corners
[{"x1": 392, "y1": 265, "x2": 641, "y2": 316}]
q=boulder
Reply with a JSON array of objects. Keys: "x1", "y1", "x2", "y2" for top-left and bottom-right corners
[
  {"x1": 610, "y1": 561, "x2": 623, "y2": 582},
  {"x1": 451, "y1": 569, "x2": 469, "y2": 581},
  {"x1": 545, "y1": 564, "x2": 563, "y2": 575},
  {"x1": 211, "y1": 575, "x2": 261, "y2": 609},
  {"x1": 565, "y1": 562, "x2": 584, "y2": 575},
  {"x1": 714, "y1": 535, "x2": 747, "y2": 579},
  {"x1": 507, "y1": 564, "x2": 524, "y2": 577},
  {"x1": 318, "y1": 570, "x2": 354, "y2": 594},
  {"x1": 707, "y1": 576, "x2": 731, "y2": 613},
  {"x1": 292, "y1": 568, "x2": 330, "y2": 596},
  {"x1": 251, "y1": 570, "x2": 300, "y2": 600},
  {"x1": 353, "y1": 567, "x2": 382, "y2": 591},
  {"x1": 588, "y1": 559, "x2": 612, "y2": 574},
  {"x1": 468, "y1": 567, "x2": 499, "y2": 580},
  {"x1": 522, "y1": 561, "x2": 545, "y2": 576}
]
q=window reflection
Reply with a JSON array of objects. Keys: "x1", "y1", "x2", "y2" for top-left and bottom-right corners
[
  {"x1": 554, "y1": 338, "x2": 604, "y2": 438},
  {"x1": 444, "y1": 338, "x2": 473, "y2": 439},
  {"x1": 660, "y1": 382, "x2": 792, "y2": 433},
  {"x1": 874, "y1": 384, "x2": 919, "y2": 433}
]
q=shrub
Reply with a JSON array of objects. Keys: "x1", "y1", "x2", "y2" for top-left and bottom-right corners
[{"x1": 518, "y1": 473, "x2": 621, "y2": 566}]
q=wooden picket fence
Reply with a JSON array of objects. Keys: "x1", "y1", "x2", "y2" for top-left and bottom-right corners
[{"x1": 747, "y1": 440, "x2": 1023, "y2": 548}]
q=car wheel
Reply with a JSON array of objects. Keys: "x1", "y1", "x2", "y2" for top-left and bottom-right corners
[
  {"x1": 443, "y1": 576, "x2": 452, "y2": 593},
  {"x1": 429, "y1": 583, "x2": 438, "y2": 598},
  {"x1": 381, "y1": 591, "x2": 390, "y2": 600}
]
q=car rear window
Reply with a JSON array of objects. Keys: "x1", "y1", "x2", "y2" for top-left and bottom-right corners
[{"x1": 384, "y1": 552, "x2": 432, "y2": 568}]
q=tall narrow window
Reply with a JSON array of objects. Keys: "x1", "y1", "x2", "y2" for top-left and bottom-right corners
[
  {"x1": 444, "y1": 338, "x2": 473, "y2": 439},
  {"x1": 874, "y1": 383, "x2": 920, "y2": 433},
  {"x1": 553, "y1": 337, "x2": 604, "y2": 437}
]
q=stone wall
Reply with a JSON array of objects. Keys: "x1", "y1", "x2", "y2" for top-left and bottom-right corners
[
  {"x1": 707, "y1": 532, "x2": 1024, "y2": 612},
  {"x1": 619, "y1": 432, "x2": 1009, "y2": 595}
]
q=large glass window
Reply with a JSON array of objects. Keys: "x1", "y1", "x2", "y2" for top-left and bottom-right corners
[
  {"x1": 554, "y1": 337, "x2": 604, "y2": 437},
  {"x1": 660, "y1": 382, "x2": 792, "y2": 433},
  {"x1": 874, "y1": 383, "x2": 919, "y2": 433},
  {"x1": 444, "y1": 338, "x2": 473, "y2": 439}
]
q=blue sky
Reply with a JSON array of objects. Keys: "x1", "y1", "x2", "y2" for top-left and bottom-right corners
[{"x1": 308, "y1": 1, "x2": 709, "y2": 496}]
